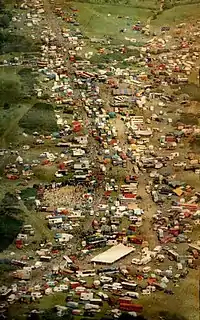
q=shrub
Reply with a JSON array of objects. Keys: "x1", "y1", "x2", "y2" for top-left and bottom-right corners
[{"x1": 0, "y1": 13, "x2": 11, "y2": 28}]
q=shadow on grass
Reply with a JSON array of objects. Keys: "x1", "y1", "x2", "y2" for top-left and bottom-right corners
[
  {"x1": 0, "y1": 193, "x2": 23, "y2": 252},
  {"x1": 19, "y1": 102, "x2": 58, "y2": 134}
]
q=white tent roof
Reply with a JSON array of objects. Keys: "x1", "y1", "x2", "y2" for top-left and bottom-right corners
[{"x1": 91, "y1": 244, "x2": 134, "y2": 264}]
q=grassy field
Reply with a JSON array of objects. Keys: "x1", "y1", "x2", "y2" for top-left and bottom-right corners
[
  {"x1": 74, "y1": 0, "x2": 158, "y2": 9},
  {"x1": 67, "y1": 1, "x2": 153, "y2": 39},
  {"x1": 19, "y1": 102, "x2": 58, "y2": 134},
  {"x1": 151, "y1": 3, "x2": 200, "y2": 26},
  {"x1": 65, "y1": 0, "x2": 200, "y2": 39}
]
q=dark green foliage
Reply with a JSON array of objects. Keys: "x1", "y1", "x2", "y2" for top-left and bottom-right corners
[
  {"x1": 21, "y1": 188, "x2": 37, "y2": 210},
  {"x1": 0, "y1": 263, "x2": 17, "y2": 276},
  {"x1": 19, "y1": 102, "x2": 58, "y2": 134},
  {"x1": 0, "y1": 77, "x2": 22, "y2": 107},
  {"x1": 0, "y1": 215, "x2": 22, "y2": 251},
  {"x1": 1, "y1": 192, "x2": 20, "y2": 208},
  {"x1": 18, "y1": 68, "x2": 38, "y2": 95},
  {"x1": 117, "y1": 60, "x2": 131, "y2": 68},
  {"x1": 3, "y1": 102, "x2": 10, "y2": 109},
  {"x1": 0, "y1": 193, "x2": 23, "y2": 252},
  {"x1": 0, "y1": 263, "x2": 17, "y2": 285},
  {"x1": 0, "y1": 13, "x2": 11, "y2": 28},
  {"x1": 0, "y1": 30, "x2": 40, "y2": 54},
  {"x1": 20, "y1": 187, "x2": 37, "y2": 201}
]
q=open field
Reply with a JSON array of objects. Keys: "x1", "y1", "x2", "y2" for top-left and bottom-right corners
[
  {"x1": 73, "y1": 2, "x2": 153, "y2": 37},
  {"x1": 152, "y1": 3, "x2": 200, "y2": 26}
]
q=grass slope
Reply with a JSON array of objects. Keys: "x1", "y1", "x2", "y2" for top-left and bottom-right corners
[
  {"x1": 19, "y1": 102, "x2": 58, "y2": 134},
  {"x1": 70, "y1": 2, "x2": 153, "y2": 38}
]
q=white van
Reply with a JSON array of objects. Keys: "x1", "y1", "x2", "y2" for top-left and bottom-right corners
[{"x1": 125, "y1": 291, "x2": 139, "y2": 299}]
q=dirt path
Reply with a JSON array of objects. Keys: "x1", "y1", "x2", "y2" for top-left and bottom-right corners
[
  {"x1": 138, "y1": 175, "x2": 158, "y2": 247},
  {"x1": 42, "y1": 0, "x2": 158, "y2": 250},
  {"x1": 115, "y1": 117, "x2": 125, "y2": 141},
  {"x1": 42, "y1": 0, "x2": 158, "y2": 252},
  {"x1": 114, "y1": 112, "x2": 157, "y2": 247},
  {"x1": 43, "y1": 0, "x2": 66, "y2": 47}
]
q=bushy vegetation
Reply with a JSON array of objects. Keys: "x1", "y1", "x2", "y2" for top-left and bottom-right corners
[
  {"x1": 18, "y1": 68, "x2": 38, "y2": 95},
  {"x1": 0, "y1": 263, "x2": 17, "y2": 276},
  {"x1": 0, "y1": 30, "x2": 40, "y2": 54},
  {"x1": 90, "y1": 48, "x2": 140, "y2": 64},
  {"x1": 0, "y1": 215, "x2": 23, "y2": 251},
  {"x1": 0, "y1": 12, "x2": 12, "y2": 28},
  {"x1": 19, "y1": 102, "x2": 58, "y2": 134},
  {"x1": 0, "y1": 77, "x2": 22, "y2": 108},
  {"x1": 0, "y1": 4, "x2": 39, "y2": 54},
  {"x1": 20, "y1": 187, "x2": 37, "y2": 201},
  {"x1": 0, "y1": 193, "x2": 23, "y2": 252},
  {"x1": 0, "y1": 263, "x2": 17, "y2": 286}
]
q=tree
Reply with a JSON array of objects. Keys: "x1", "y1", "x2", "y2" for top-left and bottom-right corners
[
  {"x1": 0, "y1": 77, "x2": 21, "y2": 108},
  {"x1": 0, "y1": 14, "x2": 11, "y2": 28}
]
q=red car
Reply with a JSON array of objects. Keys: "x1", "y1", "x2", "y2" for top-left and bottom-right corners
[
  {"x1": 129, "y1": 236, "x2": 143, "y2": 244},
  {"x1": 132, "y1": 25, "x2": 142, "y2": 31},
  {"x1": 125, "y1": 175, "x2": 138, "y2": 183}
]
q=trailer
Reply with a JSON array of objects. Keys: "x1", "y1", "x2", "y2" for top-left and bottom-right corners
[
  {"x1": 119, "y1": 303, "x2": 143, "y2": 312},
  {"x1": 121, "y1": 282, "x2": 137, "y2": 290}
]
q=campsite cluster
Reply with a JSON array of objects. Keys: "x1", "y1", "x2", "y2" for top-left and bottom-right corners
[{"x1": 0, "y1": 0, "x2": 200, "y2": 319}]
